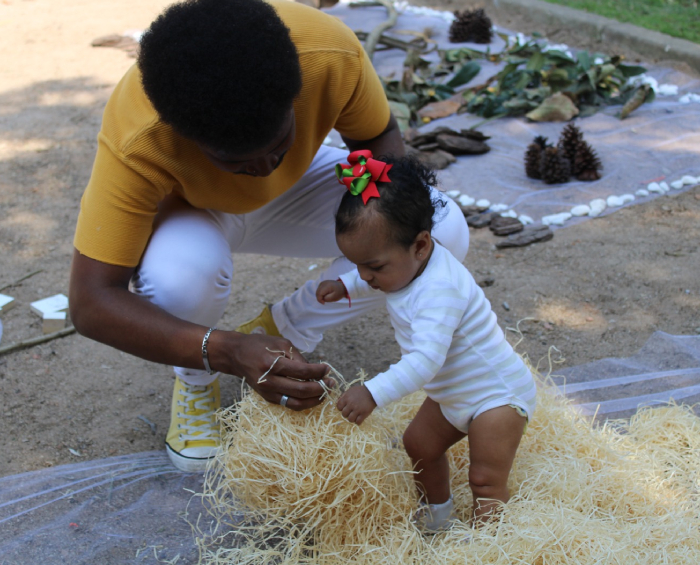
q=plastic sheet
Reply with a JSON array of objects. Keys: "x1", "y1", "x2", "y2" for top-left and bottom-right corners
[{"x1": 325, "y1": 3, "x2": 700, "y2": 227}]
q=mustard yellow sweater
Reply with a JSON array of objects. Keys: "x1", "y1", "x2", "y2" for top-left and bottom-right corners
[{"x1": 74, "y1": 1, "x2": 390, "y2": 267}]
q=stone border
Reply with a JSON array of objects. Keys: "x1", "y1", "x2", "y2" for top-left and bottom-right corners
[{"x1": 493, "y1": 0, "x2": 700, "y2": 74}]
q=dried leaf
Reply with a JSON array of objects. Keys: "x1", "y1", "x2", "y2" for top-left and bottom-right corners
[{"x1": 526, "y1": 92, "x2": 579, "y2": 122}]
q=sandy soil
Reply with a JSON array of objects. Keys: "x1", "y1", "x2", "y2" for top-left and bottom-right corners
[{"x1": 1, "y1": 0, "x2": 699, "y2": 479}]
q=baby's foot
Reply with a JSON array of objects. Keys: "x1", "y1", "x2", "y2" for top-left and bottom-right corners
[{"x1": 413, "y1": 495, "x2": 457, "y2": 534}]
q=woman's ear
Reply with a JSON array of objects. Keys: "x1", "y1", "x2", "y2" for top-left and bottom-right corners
[{"x1": 414, "y1": 230, "x2": 432, "y2": 258}]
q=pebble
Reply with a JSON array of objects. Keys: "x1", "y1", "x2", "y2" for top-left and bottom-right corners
[
  {"x1": 458, "y1": 194, "x2": 475, "y2": 206},
  {"x1": 681, "y1": 175, "x2": 698, "y2": 185},
  {"x1": 659, "y1": 181, "x2": 669, "y2": 192},
  {"x1": 619, "y1": 194, "x2": 635, "y2": 204},
  {"x1": 446, "y1": 190, "x2": 461, "y2": 198},
  {"x1": 476, "y1": 198, "x2": 490, "y2": 208},
  {"x1": 490, "y1": 203, "x2": 509, "y2": 212},
  {"x1": 606, "y1": 195, "x2": 624, "y2": 207},
  {"x1": 518, "y1": 214, "x2": 534, "y2": 225},
  {"x1": 647, "y1": 182, "x2": 663, "y2": 193},
  {"x1": 679, "y1": 93, "x2": 700, "y2": 104},
  {"x1": 589, "y1": 198, "x2": 607, "y2": 216},
  {"x1": 635, "y1": 188, "x2": 649, "y2": 197},
  {"x1": 323, "y1": 136, "x2": 332, "y2": 145},
  {"x1": 671, "y1": 180, "x2": 685, "y2": 189},
  {"x1": 542, "y1": 212, "x2": 572, "y2": 226},
  {"x1": 657, "y1": 84, "x2": 679, "y2": 96},
  {"x1": 570, "y1": 204, "x2": 590, "y2": 217},
  {"x1": 501, "y1": 209, "x2": 518, "y2": 218}
]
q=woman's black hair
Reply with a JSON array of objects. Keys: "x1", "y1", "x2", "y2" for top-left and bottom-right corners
[
  {"x1": 138, "y1": 0, "x2": 302, "y2": 154},
  {"x1": 335, "y1": 154, "x2": 447, "y2": 248}
]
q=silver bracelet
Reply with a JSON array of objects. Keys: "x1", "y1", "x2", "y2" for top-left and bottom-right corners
[{"x1": 202, "y1": 327, "x2": 217, "y2": 375}]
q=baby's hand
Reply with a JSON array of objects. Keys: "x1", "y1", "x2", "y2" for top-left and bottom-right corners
[
  {"x1": 337, "y1": 385, "x2": 376, "y2": 425},
  {"x1": 316, "y1": 280, "x2": 346, "y2": 304}
]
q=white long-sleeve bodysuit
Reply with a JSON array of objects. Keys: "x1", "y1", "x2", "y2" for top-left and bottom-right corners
[{"x1": 339, "y1": 242, "x2": 537, "y2": 432}]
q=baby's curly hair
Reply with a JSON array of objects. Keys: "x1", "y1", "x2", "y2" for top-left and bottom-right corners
[
  {"x1": 335, "y1": 154, "x2": 446, "y2": 248},
  {"x1": 138, "y1": 0, "x2": 302, "y2": 154}
]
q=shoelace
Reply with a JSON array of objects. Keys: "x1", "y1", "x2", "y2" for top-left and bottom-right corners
[{"x1": 176, "y1": 384, "x2": 220, "y2": 442}]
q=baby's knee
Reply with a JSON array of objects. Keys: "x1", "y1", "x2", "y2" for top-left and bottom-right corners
[
  {"x1": 468, "y1": 463, "x2": 508, "y2": 496},
  {"x1": 403, "y1": 428, "x2": 439, "y2": 463}
]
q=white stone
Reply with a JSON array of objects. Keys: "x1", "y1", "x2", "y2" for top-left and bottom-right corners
[
  {"x1": 501, "y1": 209, "x2": 518, "y2": 218},
  {"x1": 323, "y1": 136, "x2": 333, "y2": 146},
  {"x1": 681, "y1": 175, "x2": 698, "y2": 186},
  {"x1": 589, "y1": 199, "x2": 607, "y2": 217},
  {"x1": 635, "y1": 189, "x2": 649, "y2": 197},
  {"x1": 679, "y1": 93, "x2": 700, "y2": 104},
  {"x1": 475, "y1": 199, "x2": 490, "y2": 208},
  {"x1": 518, "y1": 215, "x2": 534, "y2": 225},
  {"x1": 458, "y1": 194, "x2": 475, "y2": 206},
  {"x1": 671, "y1": 180, "x2": 685, "y2": 189},
  {"x1": 657, "y1": 84, "x2": 678, "y2": 96},
  {"x1": 619, "y1": 194, "x2": 635, "y2": 204},
  {"x1": 659, "y1": 181, "x2": 670, "y2": 192},
  {"x1": 570, "y1": 204, "x2": 591, "y2": 217},
  {"x1": 490, "y1": 203, "x2": 509, "y2": 212},
  {"x1": 647, "y1": 182, "x2": 663, "y2": 193},
  {"x1": 607, "y1": 195, "x2": 624, "y2": 207},
  {"x1": 542, "y1": 212, "x2": 572, "y2": 226},
  {"x1": 446, "y1": 190, "x2": 461, "y2": 198}
]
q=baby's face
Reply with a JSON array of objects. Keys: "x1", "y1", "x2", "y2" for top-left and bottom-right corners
[{"x1": 337, "y1": 214, "x2": 426, "y2": 293}]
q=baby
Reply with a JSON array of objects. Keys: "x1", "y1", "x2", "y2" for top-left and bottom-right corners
[{"x1": 317, "y1": 151, "x2": 537, "y2": 532}]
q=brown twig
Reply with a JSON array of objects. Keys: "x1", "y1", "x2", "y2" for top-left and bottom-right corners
[
  {"x1": 355, "y1": 0, "x2": 398, "y2": 62},
  {"x1": 0, "y1": 326, "x2": 77, "y2": 356},
  {"x1": 0, "y1": 269, "x2": 44, "y2": 292}
]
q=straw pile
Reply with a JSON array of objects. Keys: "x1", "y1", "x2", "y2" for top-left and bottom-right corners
[{"x1": 197, "y1": 371, "x2": 700, "y2": 564}]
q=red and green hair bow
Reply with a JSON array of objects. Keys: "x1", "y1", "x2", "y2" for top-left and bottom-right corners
[{"x1": 335, "y1": 150, "x2": 393, "y2": 204}]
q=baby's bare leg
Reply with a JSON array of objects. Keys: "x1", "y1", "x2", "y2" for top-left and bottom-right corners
[
  {"x1": 403, "y1": 397, "x2": 466, "y2": 504},
  {"x1": 468, "y1": 405, "x2": 526, "y2": 523}
]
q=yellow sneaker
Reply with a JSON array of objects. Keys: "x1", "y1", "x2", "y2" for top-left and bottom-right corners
[
  {"x1": 235, "y1": 305, "x2": 281, "y2": 336},
  {"x1": 165, "y1": 376, "x2": 221, "y2": 472}
]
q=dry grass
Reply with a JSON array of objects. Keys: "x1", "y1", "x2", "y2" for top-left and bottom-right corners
[{"x1": 195, "y1": 369, "x2": 700, "y2": 564}]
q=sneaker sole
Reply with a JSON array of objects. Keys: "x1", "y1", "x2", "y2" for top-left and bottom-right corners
[{"x1": 165, "y1": 443, "x2": 217, "y2": 473}]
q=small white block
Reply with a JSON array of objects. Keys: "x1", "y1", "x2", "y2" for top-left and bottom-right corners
[
  {"x1": 518, "y1": 215, "x2": 533, "y2": 225},
  {"x1": 446, "y1": 190, "x2": 461, "y2": 198},
  {"x1": 475, "y1": 199, "x2": 490, "y2": 208},
  {"x1": 501, "y1": 209, "x2": 518, "y2": 218},
  {"x1": 570, "y1": 204, "x2": 591, "y2": 217},
  {"x1": 490, "y1": 203, "x2": 509, "y2": 212},
  {"x1": 0, "y1": 294, "x2": 16, "y2": 314},
  {"x1": 647, "y1": 182, "x2": 663, "y2": 193},
  {"x1": 323, "y1": 136, "x2": 332, "y2": 146},
  {"x1": 619, "y1": 194, "x2": 635, "y2": 204},
  {"x1": 458, "y1": 194, "x2": 475, "y2": 206},
  {"x1": 657, "y1": 84, "x2": 678, "y2": 96},
  {"x1": 607, "y1": 195, "x2": 624, "y2": 207},
  {"x1": 636, "y1": 189, "x2": 649, "y2": 197},
  {"x1": 659, "y1": 182, "x2": 669, "y2": 192},
  {"x1": 42, "y1": 311, "x2": 66, "y2": 334},
  {"x1": 542, "y1": 212, "x2": 572, "y2": 226},
  {"x1": 30, "y1": 294, "x2": 68, "y2": 317},
  {"x1": 589, "y1": 199, "x2": 607, "y2": 217},
  {"x1": 681, "y1": 175, "x2": 698, "y2": 186},
  {"x1": 671, "y1": 180, "x2": 684, "y2": 189}
]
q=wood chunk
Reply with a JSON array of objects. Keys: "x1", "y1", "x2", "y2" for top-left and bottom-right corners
[
  {"x1": 495, "y1": 225, "x2": 554, "y2": 248},
  {"x1": 490, "y1": 216, "x2": 524, "y2": 236},
  {"x1": 466, "y1": 212, "x2": 497, "y2": 228},
  {"x1": 436, "y1": 133, "x2": 490, "y2": 155},
  {"x1": 459, "y1": 204, "x2": 489, "y2": 217},
  {"x1": 412, "y1": 149, "x2": 456, "y2": 170},
  {"x1": 459, "y1": 129, "x2": 491, "y2": 141},
  {"x1": 416, "y1": 142, "x2": 439, "y2": 151}
]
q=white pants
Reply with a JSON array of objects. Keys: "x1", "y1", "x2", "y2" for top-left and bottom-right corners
[{"x1": 130, "y1": 146, "x2": 470, "y2": 385}]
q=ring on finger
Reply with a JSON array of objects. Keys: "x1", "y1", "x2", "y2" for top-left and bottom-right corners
[{"x1": 280, "y1": 394, "x2": 290, "y2": 408}]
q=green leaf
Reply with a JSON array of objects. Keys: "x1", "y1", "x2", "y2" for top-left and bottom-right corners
[
  {"x1": 446, "y1": 61, "x2": 481, "y2": 88},
  {"x1": 577, "y1": 50, "x2": 592, "y2": 71},
  {"x1": 617, "y1": 64, "x2": 647, "y2": 78},
  {"x1": 526, "y1": 50, "x2": 546, "y2": 72},
  {"x1": 544, "y1": 49, "x2": 575, "y2": 64}
]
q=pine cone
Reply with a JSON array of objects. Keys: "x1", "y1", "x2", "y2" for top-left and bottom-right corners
[
  {"x1": 524, "y1": 136, "x2": 550, "y2": 179},
  {"x1": 540, "y1": 146, "x2": 571, "y2": 184},
  {"x1": 449, "y1": 9, "x2": 493, "y2": 44},
  {"x1": 574, "y1": 140, "x2": 603, "y2": 181},
  {"x1": 557, "y1": 123, "x2": 584, "y2": 166}
]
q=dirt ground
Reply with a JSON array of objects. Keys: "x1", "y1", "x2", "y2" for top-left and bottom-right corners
[{"x1": 1, "y1": 0, "x2": 699, "y2": 479}]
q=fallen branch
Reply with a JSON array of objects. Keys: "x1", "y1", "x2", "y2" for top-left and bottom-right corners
[
  {"x1": 0, "y1": 269, "x2": 43, "y2": 292},
  {"x1": 0, "y1": 326, "x2": 77, "y2": 356},
  {"x1": 353, "y1": 0, "x2": 398, "y2": 62}
]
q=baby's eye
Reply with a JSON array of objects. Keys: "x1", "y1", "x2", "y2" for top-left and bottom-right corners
[{"x1": 371, "y1": 265, "x2": 384, "y2": 271}]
